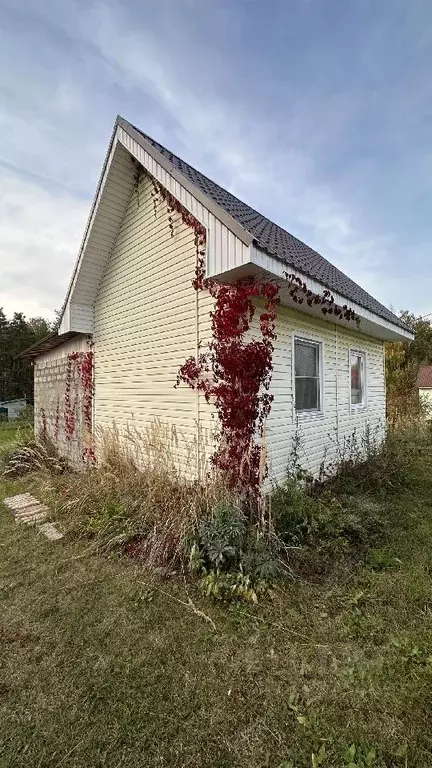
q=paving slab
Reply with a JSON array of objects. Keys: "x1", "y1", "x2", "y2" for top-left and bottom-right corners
[{"x1": 3, "y1": 494, "x2": 63, "y2": 540}]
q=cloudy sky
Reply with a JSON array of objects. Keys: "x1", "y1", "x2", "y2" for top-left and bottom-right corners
[{"x1": 0, "y1": 0, "x2": 431, "y2": 321}]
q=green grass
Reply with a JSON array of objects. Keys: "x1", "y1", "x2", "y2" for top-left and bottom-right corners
[
  {"x1": 2, "y1": 451, "x2": 432, "y2": 766},
  {"x1": 0, "y1": 421, "x2": 32, "y2": 458}
]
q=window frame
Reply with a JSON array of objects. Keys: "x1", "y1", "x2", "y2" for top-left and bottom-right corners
[
  {"x1": 292, "y1": 334, "x2": 324, "y2": 418},
  {"x1": 349, "y1": 348, "x2": 367, "y2": 411}
]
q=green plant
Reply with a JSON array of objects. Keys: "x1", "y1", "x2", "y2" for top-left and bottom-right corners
[
  {"x1": 343, "y1": 743, "x2": 377, "y2": 767},
  {"x1": 191, "y1": 502, "x2": 279, "y2": 601},
  {"x1": 197, "y1": 503, "x2": 246, "y2": 569},
  {"x1": 199, "y1": 569, "x2": 270, "y2": 603},
  {"x1": 391, "y1": 638, "x2": 432, "y2": 669}
]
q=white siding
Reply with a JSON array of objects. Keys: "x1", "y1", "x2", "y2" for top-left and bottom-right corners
[
  {"x1": 92, "y1": 175, "x2": 385, "y2": 481},
  {"x1": 117, "y1": 127, "x2": 251, "y2": 280},
  {"x1": 93, "y1": 173, "x2": 215, "y2": 474},
  {"x1": 262, "y1": 305, "x2": 386, "y2": 481}
]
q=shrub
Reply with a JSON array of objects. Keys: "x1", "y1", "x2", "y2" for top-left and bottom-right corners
[
  {"x1": 320, "y1": 422, "x2": 430, "y2": 496},
  {"x1": 190, "y1": 502, "x2": 280, "y2": 602},
  {"x1": 272, "y1": 479, "x2": 385, "y2": 555}
]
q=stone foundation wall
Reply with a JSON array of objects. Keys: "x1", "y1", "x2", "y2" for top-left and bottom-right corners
[{"x1": 34, "y1": 336, "x2": 89, "y2": 469}]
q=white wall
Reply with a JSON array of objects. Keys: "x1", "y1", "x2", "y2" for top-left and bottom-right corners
[
  {"x1": 93, "y1": 172, "x2": 214, "y2": 474},
  {"x1": 419, "y1": 388, "x2": 432, "y2": 417},
  {"x1": 264, "y1": 304, "x2": 385, "y2": 480},
  {"x1": 92, "y1": 173, "x2": 386, "y2": 481}
]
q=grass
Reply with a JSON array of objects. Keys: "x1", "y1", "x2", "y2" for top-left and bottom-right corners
[
  {"x1": 2, "y1": 426, "x2": 432, "y2": 766},
  {"x1": 0, "y1": 420, "x2": 32, "y2": 458}
]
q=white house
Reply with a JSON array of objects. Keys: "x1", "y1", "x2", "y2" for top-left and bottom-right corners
[
  {"x1": 417, "y1": 366, "x2": 432, "y2": 416},
  {"x1": 20, "y1": 116, "x2": 413, "y2": 481}
]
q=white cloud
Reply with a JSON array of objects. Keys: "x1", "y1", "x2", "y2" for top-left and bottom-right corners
[
  {"x1": 1, "y1": 0, "x2": 430, "y2": 319},
  {"x1": 78, "y1": 0, "x2": 399, "y2": 307},
  {"x1": 0, "y1": 168, "x2": 88, "y2": 319}
]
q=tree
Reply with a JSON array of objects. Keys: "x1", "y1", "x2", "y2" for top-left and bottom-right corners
[
  {"x1": 385, "y1": 311, "x2": 432, "y2": 422},
  {"x1": 0, "y1": 309, "x2": 51, "y2": 403}
]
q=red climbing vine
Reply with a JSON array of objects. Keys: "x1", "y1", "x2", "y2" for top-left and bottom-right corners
[
  {"x1": 54, "y1": 397, "x2": 60, "y2": 441},
  {"x1": 177, "y1": 256, "x2": 280, "y2": 499},
  {"x1": 40, "y1": 408, "x2": 47, "y2": 441},
  {"x1": 135, "y1": 160, "x2": 359, "y2": 500},
  {"x1": 284, "y1": 272, "x2": 360, "y2": 325},
  {"x1": 64, "y1": 347, "x2": 96, "y2": 464}
]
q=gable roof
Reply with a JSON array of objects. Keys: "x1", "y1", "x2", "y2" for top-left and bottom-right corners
[
  {"x1": 130, "y1": 120, "x2": 408, "y2": 333},
  {"x1": 416, "y1": 365, "x2": 432, "y2": 388}
]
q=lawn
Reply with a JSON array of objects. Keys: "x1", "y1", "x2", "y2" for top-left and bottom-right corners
[{"x1": 1, "y1": 435, "x2": 432, "y2": 766}]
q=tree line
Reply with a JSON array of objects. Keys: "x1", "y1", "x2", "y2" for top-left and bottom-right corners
[{"x1": 0, "y1": 309, "x2": 53, "y2": 403}]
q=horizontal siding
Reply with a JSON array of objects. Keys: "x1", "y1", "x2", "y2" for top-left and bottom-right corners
[
  {"x1": 262, "y1": 305, "x2": 386, "y2": 482},
  {"x1": 93, "y1": 173, "x2": 214, "y2": 474},
  {"x1": 91, "y1": 170, "x2": 385, "y2": 482}
]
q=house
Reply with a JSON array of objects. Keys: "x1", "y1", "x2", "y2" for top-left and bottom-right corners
[
  {"x1": 0, "y1": 398, "x2": 27, "y2": 421},
  {"x1": 416, "y1": 366, "x2": 432, "y2": 416},
  {"x1": 19, "y1": 116, "x2": 413, "y2": 483}
]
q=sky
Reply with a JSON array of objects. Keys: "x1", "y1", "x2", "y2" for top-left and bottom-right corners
[{"x1": 0, "y1": 0, "x2": 431, "y2": 321}]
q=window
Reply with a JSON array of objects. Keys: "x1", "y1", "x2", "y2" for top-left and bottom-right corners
[
  {"x1": 294, "y1": 337, "x2": 322, "y2": 412},
  {"x1": 350, "y1": 350, "x2": 366, "y2": 407}
]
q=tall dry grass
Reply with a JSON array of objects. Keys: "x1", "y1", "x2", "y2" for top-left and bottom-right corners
[{"x1": 40, "y1": 420, "x2": 232, "y2": 568}]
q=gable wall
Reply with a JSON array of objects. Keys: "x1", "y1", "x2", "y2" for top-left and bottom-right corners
[
  {"x1": 93, "y1": 172, "x2": 215, "y2": 472},
  {"x1": 34, "y1": 334, "x2": 89, "y2": 467}
]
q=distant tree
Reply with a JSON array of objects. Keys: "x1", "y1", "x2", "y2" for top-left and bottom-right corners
[
  {"x1": 27, "y1": 316, "x2": 51, "y2": 338},
  {"x1": 0, "y1": 309, "x2": 51, "y2": 403},
  {"x1": 385, "y1": 311, "x2": 432, "y2": 422}
]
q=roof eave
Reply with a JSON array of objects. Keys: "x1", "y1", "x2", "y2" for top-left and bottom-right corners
[{"x1": 17, "y1": 331, "x2": 83, "y2": 360}]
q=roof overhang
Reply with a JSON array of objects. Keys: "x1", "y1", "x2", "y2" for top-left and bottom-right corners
[
  {"x1": 17, "y1": 331, "x2": 81, "y2": 360},
  {"x1": 215, "y1": 251, "x2": 414, "y2": 342}
]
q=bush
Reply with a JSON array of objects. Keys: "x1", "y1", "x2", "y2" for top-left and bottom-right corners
[
  {"x1": 271, "y1": 479, "x2": 385, "y2": 553},
  {"x1": 190, "y1": 502, "x2": 280, "y2": 602},
  {"x1": 321, "y1": 422, "x2": 431, "y2": 497}
]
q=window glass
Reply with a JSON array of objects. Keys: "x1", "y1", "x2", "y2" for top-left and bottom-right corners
[
  {"x1": 350, "y1": 352, "x2": 364, "y2": 406},
  {"x1": 295, "y1": 339, "x2": 321, "y2": 411}
]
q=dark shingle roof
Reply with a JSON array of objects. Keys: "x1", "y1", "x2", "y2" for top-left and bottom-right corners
[{"x1": 132, "y1": 123, "x2": 408, "y2": 332}]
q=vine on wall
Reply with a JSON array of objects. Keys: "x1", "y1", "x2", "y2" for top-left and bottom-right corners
[
  {"x1": 177, "y1": 256, "x2": 280, "y2": 499},
  {"x1": 134, "y1": 160, "x2": 359, "y2": 499},
  {"x1": 40, "y1": 408, "x2": 47, "y2": 441},
  {"x1": 64, "y1": 347, "x2": 96, "y2": 463},
  {"x1": 284, "y1": 272, "x2": 360, "y2": 326},
  {"x1": 54, "y1": 397, "x2": 60, "y2": 441}
]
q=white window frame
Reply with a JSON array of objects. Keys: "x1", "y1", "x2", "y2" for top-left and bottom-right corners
[
  {"x1": 349, "y1": 349, "x2": 367, "y2": 410},
  {"x1": 292, "y1": 334, "x2": 324, "y2": 418}
]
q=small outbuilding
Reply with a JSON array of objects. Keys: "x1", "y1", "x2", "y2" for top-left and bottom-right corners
[{"x1": 0, "y1": 398, "x2": 27, "y2": 421}]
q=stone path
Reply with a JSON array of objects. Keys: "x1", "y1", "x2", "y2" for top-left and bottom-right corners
[{"x1": 3, "y1": 493, "x2": 63, "y2": 541}]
